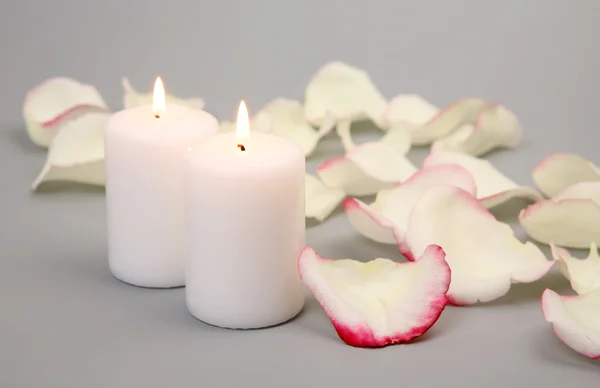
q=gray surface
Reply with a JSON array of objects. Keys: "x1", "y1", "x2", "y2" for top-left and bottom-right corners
[{"x1": 1, "y1": 0, "x2": 599, "y2": 386}]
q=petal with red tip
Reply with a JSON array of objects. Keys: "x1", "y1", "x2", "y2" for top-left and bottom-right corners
[
  {"x1": 403, "y1": 186, "x2": 553, "y2": 305},
  {"x1": 532, "y1": 153, "x2": 600, "y2": 197},
  {"x1": 551, "y1": 242, "x2": 600, "y2": 295},
  {"x1": 298, "y1": 245, "x2": 450, "y2": 347}
]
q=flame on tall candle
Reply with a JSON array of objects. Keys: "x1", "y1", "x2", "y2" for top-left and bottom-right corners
[
  {"x1": 236, "y1": 101, "x2": 249, "y2": 151},
  {"x1": 153, "y1": 77, "x2": 166, "y2": 118}
]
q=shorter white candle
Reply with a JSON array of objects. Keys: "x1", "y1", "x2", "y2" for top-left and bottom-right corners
[
  {"x1": 185, "y1": 101, "x2": 305, "y2": 329},
  {"x1": 105, "y1": 77, "x2": 219, "y2": 288}
]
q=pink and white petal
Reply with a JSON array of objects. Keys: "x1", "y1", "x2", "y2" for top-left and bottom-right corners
[
  {"x1": 532, "y1": 153, "x2": 600, "y2": 198},
  {"x1": 122, "y1": 78, "x2": 205, "y2": 111},
  {"x1": 410, "y1": 98, "x2": 487, "y2": 146},
  {"x1": 384, "y1": 94, "x2": 439, "y2": 128},
  {"x1": 305, "y1": 174, "x2": 346, "y2": 222},
  {"x1": 23, "y1": 77, "x2": 109, "y2": 148},
  {"x1": 298, "y1": 245, "x2": 450, "y2": 348},
  {"x1": 431, "y1": 104, "x2": 522, "y2": 157},
  {"x1": 424, "y1": 149, "x2": 543, "y2": 208},
  {"x1": 304, "y1": 62, "x2": 388, "y2": 129},
  {"x1": 344, "y1": 164, "x2": 476, "y2": 245},
  {"x1": 542, "y1": 289, "x2": 600, "y2": 359},
  {"x1": 403, "y1": 186, "x2": 553, "y2": 305},
  {"x1": 32, "y1": 113, "x2": 109, "y2": 190},
  {"x1": 550, "y1": 242, "x2": 600, "y2": 295},
  {"x1": 318, "y1": 143, "x2": 418, "y2": 196}
]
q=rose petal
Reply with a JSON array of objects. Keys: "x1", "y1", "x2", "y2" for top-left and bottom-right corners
[
  {"x1": 122, "y1": 78, "x2": 205, "y2": 110},
  {"x1": 520, "y1": 181, "x2": 600, "y2": 248},
  {"x1": 336, "y1": 119, "x2": 411, "y2": 155},
  {"x1": 532, "y1": 153, "x2": 600, "y2": 197},
  {"x1": 424, "y1": 149, "x2": 542, "y2": 208},
  {"x1": 305, "y1": 173, "x2": 346, "y2": 222},
  {"x1": 542, "y1": 288, "x2": 600, "y2": 359},
  {"x1": 431, "y1": 104, "x2": 522, "y2": 156},
  {"x1": 550, "y1": 242, "x2": 600, "y2": 295},
  {"x1": 23, "y1": 77, "x2": 109, "y2": 148},
  {"x1": 410, "y1": 98, "x2": 487, "y2": 146},
  {"x1": 344, "y1": 164, "x2": 476, "y2": 244},
  {"x1": 32, "y1": 112, "x2": 109, "y2": 190},
  {"x1": 317, "y1": 142, "x2": 418, "y2": 196},
  {"x1": 298, "y1": 245, "x2": 450, "y2": 348},
  {"x1": 254, "y1": 99, "x2": 321, "y2": 156},
  {"x1": 384, "y1": 94, "x2": 439, "y2": 128},
  {"x1": 304, "y1": 62, "x2": 388, "y2": 129},
  {"x1": 402, "y1": 186, "x2": 553, "y2": 305}
]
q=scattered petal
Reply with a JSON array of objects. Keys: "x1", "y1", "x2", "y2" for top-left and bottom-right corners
[
  {"x1": 410, "y1": 98, "x2": 487, "y2": 146},
  {"x1": 305, "y1": 173, "x2": 346, "y2": 222},
  {"x1": 541, "y1": 288, "x2": 600, "y2": 359},
  {"x1": 551, "y1": 242, "x2": 600, "y2": 295},
  {"x1": 384, "y1": 94, "x2": 439, "y2": 128},
  {"x1": 402, "y1": 186, "x2": 553, "y2": 305},
  {"x1": 32, "y1": 112, "x2": 109, "y2": 190},
  {"x1": 298, "y1": 245, "x2": 450, "y2": 347},
  {"x1": 532, "y1": 153, "x2": 600, "y2": 197},
  {"x1": 344, "y1": 164, "x2": 476, "y2": 244},
  {"x1": 304, "y1": 62, "x2": 388, "y2": 128},
  {"x1": 520, "y1": 181, "x2": 600, "y2": 248},
  {"x1": 424, "y1": 149, "x2": 542, "y2": 208},
  {"x1": 254, "y1": 99, "x2": 321, "y2": 156},
  {"x1": 317, "y1": 142, "x2": 418, "y2": 196},
  {"x1": 23, "y1": 77, "x2": 109, "y2": 148},
  {"x1": 122, "y1": 78, "x2": 205, "y2": 110},
  {"x1": 336, "y1": 119, "x2": 411, "y2": 155},
  {"x1": 431, "y1": 104, "x2": 522, "y2": 157}
]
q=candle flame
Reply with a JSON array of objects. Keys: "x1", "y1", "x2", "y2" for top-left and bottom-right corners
[
  {"x1": 153, "y1": 77, "x2": 166, "y2": 118},
  {"x1": 236, "y1": 100, "x2": 250, "y2": 145}
]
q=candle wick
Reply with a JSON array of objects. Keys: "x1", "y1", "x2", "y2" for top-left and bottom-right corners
[
  {"x1": 237, "y1": 144, "x2": 246, "y2": 151},
  {"x1": 154, "y1": 114, "x2": 160, "y2": 119}
]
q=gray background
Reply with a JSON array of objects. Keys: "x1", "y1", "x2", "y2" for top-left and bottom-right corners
[{"x1": 1, "y1": 0, "x2": 599, "y2": 387}]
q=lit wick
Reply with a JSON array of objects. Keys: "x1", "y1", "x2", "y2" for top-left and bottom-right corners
[
  {"x1": 154, "y1": 114, "x2": 160, "y2": 119},
  {"x1": 153, "y1": 76, "x2": 166, "y2": 119},
  {"x1": 237, "y1": 144, "x2": 246, "y2": 151}
]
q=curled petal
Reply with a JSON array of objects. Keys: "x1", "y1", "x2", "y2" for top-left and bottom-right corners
[
  {"x1": 336, "y1": 119, "x2": 411, "y2": 155},
  {"x1": 344, "y1": 164, "x2": 476, "y2": 244},
  {"x1": 520, "y1": 181, "x2": 600, "y2": 248},
  {"x1": 305, "y1": 173, "x2": 346, "y2": 222},
  {"x1": 23, "y1": 77, "x2": 109, "y2": 148},
  {"x1": 410, "y1": 98, "x2": 487, "y2": 146},
  {"x1": 317, "y1": 143, "x2": 417, "y2": 196},
  {"x1": 304, "y1": 62, "x2": 388, "y2": 128},
  {"x1": 424, "y1": 149, "x2": 542, "y2": 208},
  {"x1": 254, "y1": 99, "x2": 321, "y2": 156},
  {"x1": 32, "y1": 113, "x2": 109, "y2": 190},
  {"x1": 551, "y1": 242, "x2": 600, "y2": 295},
  {"x1": 298, "y1": 245, "x2": 450, "y2": 348},
  {"x1": 431, "y1": 104, "x2": 522, "y2": 157},
  {"x1": 122, "y1": 78, "x2": 205, "y2": 110},
  {"x1": 403, "y1": 186, "x2": 553, "y2": 305},
  {"x1": 532, "y1": 153, "x2": 600, "y2": 197},
  {"x1": 384, "y1": 94, "x2": 439, "y2": 128},
  {"x1": 542, "y1": 288, "x2": 600, "y2": 359}
]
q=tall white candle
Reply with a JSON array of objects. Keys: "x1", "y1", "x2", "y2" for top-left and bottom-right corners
[
  {"x1": 185, "y1": 101, "x2": 305, "y2": 329},
  {"x1": 105, "y1": 77, "x2": 219, "y2": 288}
]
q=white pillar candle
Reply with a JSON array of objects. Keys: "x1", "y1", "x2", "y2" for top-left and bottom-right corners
[
  {"x1": 105, "y1": 77, "x2": 218, "y2": 288},
  {"x1": 185, "y1": 101, "x2": 305, "y2": 329}
]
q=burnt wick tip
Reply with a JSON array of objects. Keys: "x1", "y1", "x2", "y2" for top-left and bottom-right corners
[
  {"x1": 154, "y1": 114, "x2": 160, "y2": 119},
  {"x1": 237, "y1": 144, "x2": 246, "y2": 151}
]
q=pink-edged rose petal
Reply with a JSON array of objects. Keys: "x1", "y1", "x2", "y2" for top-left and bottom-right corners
[
  {"x1": 122, "y1": 78, "x2": 205, "y2": 110},
  {"x1": 542, "y1": 288, "x2": 600, "y2": 359},
  {"x1": 409, "y1": 98, "x2": 487, "y2": 146},
  {"x1": 317, "y1": 142, "x2": 417, "y2": 196},
  {"x1": 424, "y1": 149, "x2": 542, "y2": 208},
  {"x1": 384, "y1": 94, "x2": 439, "y2": 128},
  {"x1": 32, "y1": 112, "x2": 109, "y2": 190},
  {"x1": 402, "y1": 186, "x2": 553, "y2": 305},
  {"x1": 298, "y1": 245, "x2": 450, "y2": 348},
  {"x1": 551, "y1": 242, "x2": 600, "y2": 295},
  {"x1": 305, "y1": 173, "x2": 346, "y2": 222},
  {"x1": 431, "y1": 104, "x2": 522, "y2": 157},
  {"x1": 532, "y1": 153, "x2": 600, "y2": 197},
  {"x1": 23, "y1": 77, "x2": 109, "y2": 148},
  {"x1": 344, "y1": 164, "x2": 476, "y2": 244},
  {"x1": 520, "y1": 181, "x2": 600, "y2": 248},
  {"x1": 304, "y1": 62, "x2": 388, "y2": 129}
]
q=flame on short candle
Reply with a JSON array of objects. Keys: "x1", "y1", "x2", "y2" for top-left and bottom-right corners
[
  {"x1": 236, "y1": 100, "x2": 249, "y2": 151},
  {"x1": 153, "y1": 77, "x2": 166, "y2": 118}
]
